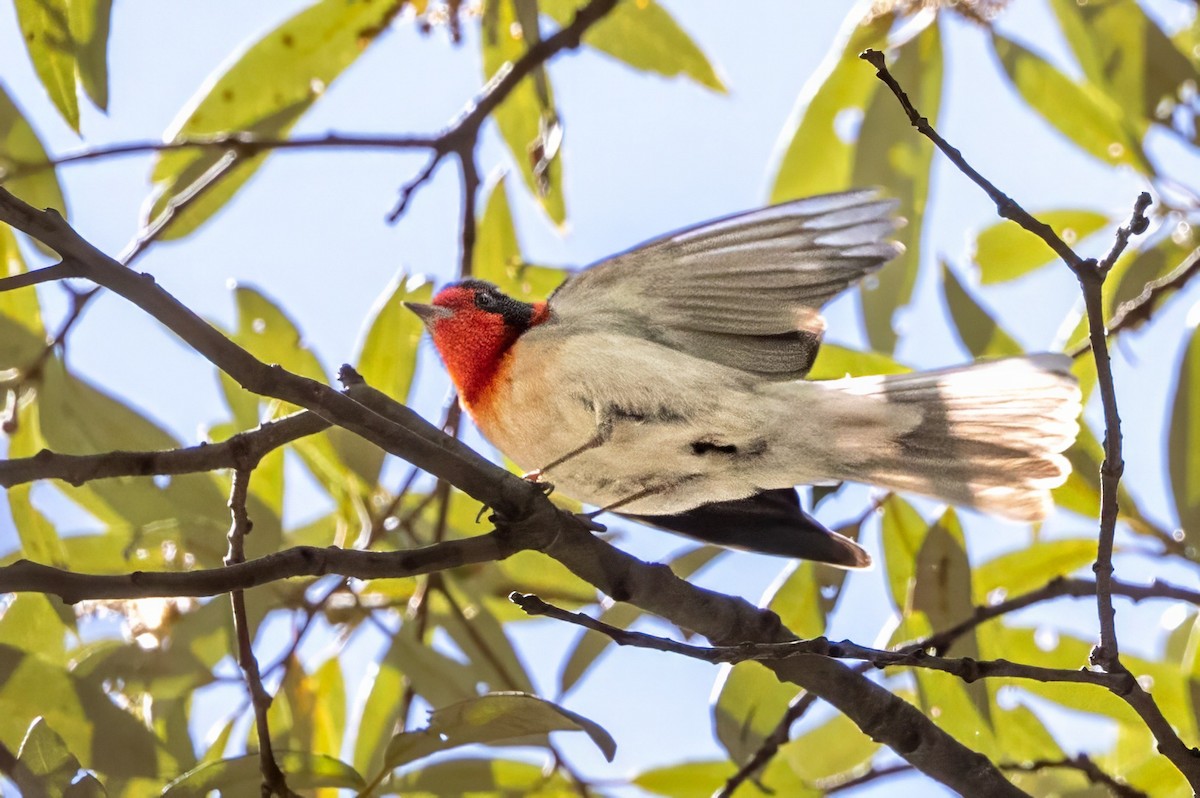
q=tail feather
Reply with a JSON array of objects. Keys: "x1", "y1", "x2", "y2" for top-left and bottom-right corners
[{"x1": 823, "y1": 354, "x2": 1080, "y2": 521}]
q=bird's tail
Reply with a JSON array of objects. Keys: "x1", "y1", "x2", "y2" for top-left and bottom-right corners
[{"x1": 819, "y1": 354, "x2": 1081, "y2": 521}]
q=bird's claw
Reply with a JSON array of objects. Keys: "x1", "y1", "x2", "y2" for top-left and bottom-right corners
[
  {"x1": 574, "y1": 512, "x2": 607, "y2": 532},
  {"x1": 522, "y1": 470, "x2": 556, "y2": 497}
]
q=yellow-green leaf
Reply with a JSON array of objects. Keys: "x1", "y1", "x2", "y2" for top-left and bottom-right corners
[
  {"x1": 770, "y1": 12, "x2": 892, "y2": 201},
  {"x1": 973, "y1": 539, "x2": 1098, "y2": 601},
  {"x1": 384, "y1": 692, "x2": 616, "y2": 769},
  {"x1": 880, "y1": 494, "x2": 927, "y2": 612},
  {"x1": 0, "y1": 84, "x2": 68, "y2": 232},
  {"x1": 481, "y1": 0, "x2": 566, "y2": 225},
  {"x1": 17, "y1": 717, "x2": 82, "y2": 797},
  {"x1": 782, "y1": 710, "x2": 879, "y2": 783},
  {"x1": 712, "y1": 660, "x2": 795, "y2": 764},
  {"x1": 541, "y1": 0, "x2": 725, "y2": 92},
  {"x1": 163, "y1": 751, "x2": 364, "y2": 796},
  {"x1": 13, "y1": 0, "x2": 79, "y2": 133},
  {"x1": 356, "y1": 274, "x2": 431, "y2": 405},
  {"x1": 808, "y1": 343, "x2": 909, "y2": 380},
  {"x1": 941, "y1": 262, "x2": 1022, "y2": 357},
  {"x1": 475, "y1": 174, "x2": 568, "y2": 300},
  {"x1": 973, "y1": 210, "x2": 1109, "y2": 284},
  {"x1": 146, "y1": 0, "x2": 405, "y2": 239},
  {"x1": 1170, "y1": 321, "x2": 1200, "y2": 545},
  {"x1": 68, "y1": 0, "x2": 112, "y2": 111},
  {"x1": 991, "y1": 33, "x2": 1150, "y2": 174}
]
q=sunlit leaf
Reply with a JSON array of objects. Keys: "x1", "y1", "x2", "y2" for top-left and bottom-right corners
[
  {"x1": 991, "y1": 33, "x2": 1150, "y2": 174},
  {"x1": 808, "y1": 343, "x2": 909, "y2": 380},
  {"x1": 1170, "y1": 321, "x2": 1200, "y2": 546},
  {"x1": 781, "y1": 710, "x2": 879, "y2": 783},
  {"x1": 1047, "y1": 0, "x2": 1199, "y2": 138},
  {"x1": 162, "y1": 751, "x2": 364, "y2": 796},
  {"x1": 541, "y1": 0, "x2": 725, "y2": 92},
  {"x1": 765, "y1": 520, "x2": 860, "y2": 639},
  {"x1": 972, "y1": 210, "x2": 1109, "y2": 284},
  {"x1": 852, "y1": 20, "x2": 942, "y2": 352},
  {"x1": 992, "y1": 703, "x2": 1065, "y2": 764},
  {"x1": 0, "y1": 644, "x2": 166, "y2": 778},
  {"x1": 633, "y1": 761, "x2": 735, "y2": 798},
  {"x1": 0, "y1": 593, "x2": 69, "y2": 664},
  {"x1": 146, "y1": 0, "x2": 405, "y2": 239},
  {"x1": 13, "y1": 0, "x2": 79, "y2": 132},
  {"x1": 481, "y1": 0, "x2": 566, "y2": 225},
  {"x1": 389, "y1": 757, "x2": 578, "y2": 796},
  {"x1": 913, "y1": 667, "x2": 999, "y2": 758},
  {"x1": 941, "y1": 262, "x2": 1022, "y2": 358},
  {"x1": 475, "y1": 175, "x2": 569, "y2": 300},
  {"x1": 770, "y1": 12, "x2": 892, "y2": 201},
  {"x1": 356, "y1": 274, "x2": 432, "y2": 406},
  {"x1": 558, "y1": 545, "x2": 721, "y2": 694},
  {"x1": 880, "y1": 494, "x2": 926, "y2": 612},
  {"x1": 712, "y1": 660, "x2": 796, "y2": 764},
  {"x1": 436, "y1": 582, "x2": 535, "y2": 694},
  {"x1": 973, "y1": 539, "x2": 1098, "y2": 601},
  {"x1": 0, "y1": 85, "x2": 68, "y2": 231},
  {"x1": 384, "y1": 692, "x2": 616, "y2": 769},
  {"x1": 351, "y1": 630, "x2": 410, "y2": 779},
  {"x1": 68, "y1": 0, "x2": 112, "y2": 111},
  {"x1": 17, "y1": 717, "x2": 82, "y2": 797}
]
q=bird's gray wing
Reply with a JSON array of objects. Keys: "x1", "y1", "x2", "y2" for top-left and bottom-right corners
[{"x1": 548, "y1": 190, "x2": 902, "y2": 379}]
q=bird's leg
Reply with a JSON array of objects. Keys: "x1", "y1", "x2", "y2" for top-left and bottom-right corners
[
  {"x1": 583, "y1": 474, "x2": 699, "y2": 518},
  {"x1": 523, "y1": 415, "x2": 615, "y2": 482}
]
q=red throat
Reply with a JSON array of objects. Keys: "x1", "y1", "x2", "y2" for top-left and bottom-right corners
[{"x1": 429, "y1": 299, "x2": 549, "y2": 411}]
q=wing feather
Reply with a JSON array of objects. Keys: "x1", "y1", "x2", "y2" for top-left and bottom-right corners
[{"x1": 548, "y1": 190, "x2": 901, "y2": 379}]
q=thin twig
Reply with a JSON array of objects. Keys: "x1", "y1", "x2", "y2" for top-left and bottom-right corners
[
  {"x1": 0, "y1": 410, "x2": 330, "y2": 488},
  {"x1": 716, "y1": 692, "x2": 818, "y2": 798},
  {"x1": 1070, "y1": 245, "x2": 1200, "y2": 358},
  {"x1": 0, "y1": 260, "x2": 81, "y2": 292},
  {"x1": 225, "y1": 468, "x2": 297, "y2": 798},
  {"x1": 1004, "y1": 756, "x2": 1148, "y2": 798},
  {"x1": 859, "y1": 47, "x2": 1195, "y2": 783}
]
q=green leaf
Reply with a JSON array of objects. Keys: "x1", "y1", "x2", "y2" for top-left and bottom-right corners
[
  {"x1": 0, "y1": 594, "x2": 69, "y2": 664},
  {"x1": 712, "y1": 661, "x2": 796, "y2": 764},
  {"x1": 162, "y1": 751, "x2": 364, "y2": 796},
  {"x1": 992, "y1": 704, "x2": 1065, "y2": 765},
  {"x1": 770, "y1": 12, "x2": 893, "y2": 201},
  {"x1": 436, "y1": 583, "x2": 535, "y2": 694},
  {"x1": 13, "y1": 0, "x2": 79, "y2": 132},
  {"x1": 558, "y1": 545, "x2": 721, "y2": 694},
  {"x1": 1047, "y1": 0, "x2": 1199, "y2": 137},
  {"x1": 68, "y1": 0, "x2": 112, "y2": 111},
  {"x1": 389, "y1": 757, "x2": 578, "y2": 796},
  {"x1": 481, "y1": 0, "x2": 566, "y2": 225},
  {"x1": 1170, "y1": 321, "x2": 1200, "y2": 544},
  {"x1": 913, "y1": 667, "x2": 999, "y2": 759},
  {"x1": 991, "y1": 33, "x2": 1150, "y2": 174},
  {"x1": 0, "y1": 644, "x2": 167, "y2": 778},
  {"x1": 17, "y1": 717, "x2": 83, "y2": 797},
  {"x1": 541, "y1": 0, "x2": 724, "y2": 92},
  {"x1": 6, "y1": 402, "x2": 68, "y2": 567},
  {"x1": 633, "y1": 761, "x2": 736, "y2": 798},
  {"x1": 853, "y1": 20, "x2": 942, "y2": 352},
  {"x1": 475, "y1": 175, "x2": 569, "y2": 300},
  {"x1": 941, "y1": 262, "x2": 1022, "y2": 358},
  {"x1": 808, "y1": 343, "x2": 908, "y2": 380},
  {"x1": 146, "y1": 0, "x2": 404, "y2": 239},
  {"x1": 356, "y1": 275, "x2": 432, "y2": 405},
  {"x1": 973, "y1": 538, "x2": 1099, "y2": 601},
  {"x1": 781, "y1": 710, "x2": 879, "y2": 783},
  {"x1": 880, "y1": 494, "x2": 927, "y2": 612},
  {"x1": 384, "y1": 692, "x2": 616, "y2": 770},
  {"x1": 0, "y1": 84, "x2": 68, "y2": 228},
  {"x1": 765, "y1": 520, "x2": 860, "y2": 640},
  {"x1": 351, "y1": 630, "x2": 410, "y2": 778},
  {"x1": 972, "y1": 210, "x2": 1109, "y2": 284}
]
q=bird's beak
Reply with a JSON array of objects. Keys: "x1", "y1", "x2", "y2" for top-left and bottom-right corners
[{"x1": 403, "y1": 302, "x2": 453, "y2": 327}]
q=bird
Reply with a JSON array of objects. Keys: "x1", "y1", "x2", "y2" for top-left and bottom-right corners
[{"x1": 405, "y1": 189, "x2": 1081, "y2": 567}]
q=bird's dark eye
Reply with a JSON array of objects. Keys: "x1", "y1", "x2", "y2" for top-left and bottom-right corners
[{"x1": 475, "y1": 291, "x2": 500, "y2": 311}]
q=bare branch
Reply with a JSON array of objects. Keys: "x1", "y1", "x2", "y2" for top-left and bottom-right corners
[
  {"x1": 0, "y1": 261, "x2": 81, "y2": 292},
  {"x1": 858, "y1": 47, "x2": 1195, "y2": 784},
  {"x1": 0, "y1": 532, "x2": 526, "y2": 604},
  {"x1": 224, "y1": 469, "x2": 297, "y2": 798},
  {"x1": 0, "y1": 410, "x2": 329, "y2": 488},
  {"x1": 1070, "y1": 245, "x2": 1200, "y2": 358}
]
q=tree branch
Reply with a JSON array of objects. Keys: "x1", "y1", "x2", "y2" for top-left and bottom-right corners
[
  {"x1": 0, "y1": 410, "x2": 329, "y2": 488},
  {"x1": 859, "y1": 46, "x2": 1197, "y2": 786}
]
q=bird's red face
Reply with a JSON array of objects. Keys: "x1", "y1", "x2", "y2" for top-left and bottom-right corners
[{"x1": 406, "y1": 280, "x2": 549, "y2": 408}]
